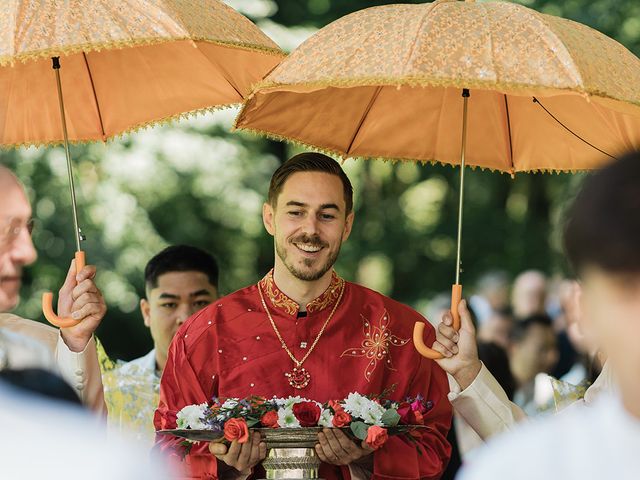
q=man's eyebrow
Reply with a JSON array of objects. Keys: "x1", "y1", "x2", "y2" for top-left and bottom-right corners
[
  {"x1": 158, "y1": 293, "x2": 179, "y2": 300},
  {"x1": 285, "y1": 201, "x2": 307, "y2": 207},
  {"x1": 190, "y1": 289, "x2": 213, "y2": 297},
  {"x1": 285, "y1": 201, "x2": 341, "y2": 211},
  {"x1": 320, "y1": 203, "x2": 340, "y2": 211}
]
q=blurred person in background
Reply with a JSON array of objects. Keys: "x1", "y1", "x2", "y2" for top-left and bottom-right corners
[
  {"x1": 0, "y1": 166, "x2": 106, "y2": 412},
  {"x1": 103, "y1": 245, "x2": 219, "y2": 447},
  {"x1": 469, "y1": 271, "x2": 510, "y2": 325},
  {"x1": 477, "y1": 308, "x2": 513, "y2": 350},
  {"x1": 511, "y1": 270, "x2": 547, "y2": 320},
  {"x1": 508, "y1": 314, "x2": 559, "y2": 415}
]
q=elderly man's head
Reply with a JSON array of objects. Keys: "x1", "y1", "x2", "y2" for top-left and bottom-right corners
[{"x1": 0, "y1": 167, "x2": 37, "y2": 311}]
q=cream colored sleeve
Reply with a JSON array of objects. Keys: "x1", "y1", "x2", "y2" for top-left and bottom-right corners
[
  {"x1": 56, "y1": 334, "x2": 107, "y2": 415},
  {"x1": 448, "y1": 363, "x2": 526, "y2": 440}
]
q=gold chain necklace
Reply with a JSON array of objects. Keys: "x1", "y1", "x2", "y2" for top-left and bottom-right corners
[{"x1": 257, "y1": 279, "x2": 345, "y2": 389}]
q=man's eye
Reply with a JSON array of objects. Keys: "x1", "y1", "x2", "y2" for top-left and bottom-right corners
[
  {"x1": 194, "y1": 300, "x2": 211, "y2": 308},
  {"x1": 288, "y1": 211, "x2": 302, "y2": 216},
  {"x1": 161, "y1": 303, "x2": 177, "y2": 309},
  {"x1": 320, "y1": 214, "x2": 336, "y2": 220}
]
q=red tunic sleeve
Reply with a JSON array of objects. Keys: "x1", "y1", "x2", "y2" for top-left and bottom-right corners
[
  {"x1": 371, "y1": 322, "x2": 452, "y2": 480},
  {"x1": 154, "y1": 311, "x2": 219, "y2": 479}
]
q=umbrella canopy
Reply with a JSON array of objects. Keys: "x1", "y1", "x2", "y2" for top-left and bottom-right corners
[
  {"x1": 235, "y1": 0, "x2": 640, "y2": 358},
  {"x1": 235, "y1": 0, "x2": 640, "y2": 173},
  {"x1": 0, "y1": 0, "x2": 284, "y2": 327},
  {"x1": 0, "y1": 0, "x2": 284, "y2": 146}
]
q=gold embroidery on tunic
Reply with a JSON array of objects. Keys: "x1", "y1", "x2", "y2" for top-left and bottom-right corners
[
  {"x1": 258, "y1": 270, "x2": 344, "y2": 316},
  {"x1": 341, "y1": 309, "x2": 410, "y2": 382}
]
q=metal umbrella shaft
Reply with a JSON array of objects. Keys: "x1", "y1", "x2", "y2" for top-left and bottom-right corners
[
  {"x1": 52, "y1": 56, "x2": 83, "y2": 253},
  {"x1": 41, "y1": 57, "x2": 85, "y2": 329},
  {"x1": 413, "y1": 88, "x2": 469, "y2": 359}
]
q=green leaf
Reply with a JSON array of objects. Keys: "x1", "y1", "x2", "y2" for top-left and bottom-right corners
[
  {"x1": 246, "y1": 417, "x2": 261, "y2": 428},
  {"x1": 381, "y1": 408, "x2": 401, "y2": 427},
  {"x1": 350, "y1": 421, "x2": 369, "y2": 440}
]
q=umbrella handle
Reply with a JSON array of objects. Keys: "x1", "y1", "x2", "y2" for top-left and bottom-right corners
[
  {"x1": 413, "y1": 284, "x2": 463, "y2": 359},
  {"x1": 42, "y1": 251, "x2": 86, "y2": 328}
]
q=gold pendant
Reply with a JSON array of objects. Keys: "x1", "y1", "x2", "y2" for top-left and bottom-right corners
[{"x1": 285, "y1": 366, "x2": 311, "y2": 389}]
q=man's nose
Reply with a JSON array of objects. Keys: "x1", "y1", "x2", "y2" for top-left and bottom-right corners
[
  {"x1": 175, "y1": 305, "x2": 191, "y2": 325},
  {"x1": 302, "y1": 214, "x2": 320, "y2": 235},
  {"x1": 11, "y1": 230, "x2": 37, "y2": 266}
]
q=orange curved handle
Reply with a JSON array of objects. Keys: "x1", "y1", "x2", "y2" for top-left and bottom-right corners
[
  {"x1": 413, "y1": 284, "x2": 463, "y2": 359},
  {"x1": 42, "y1": 251, "x2": 85, "y2": 328}
]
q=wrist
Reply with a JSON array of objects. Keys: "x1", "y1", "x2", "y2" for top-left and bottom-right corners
[
  {"x1": 452, "y1": 360, "x2": 482, "y2": 391},
  {"x1": 60, "y1": 331, "x2": 91, "y2": 352}
]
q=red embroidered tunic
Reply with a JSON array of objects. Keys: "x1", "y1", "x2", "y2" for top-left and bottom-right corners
[{"x1": 155, "y1": 271, "x2": 452, "y2": 479}]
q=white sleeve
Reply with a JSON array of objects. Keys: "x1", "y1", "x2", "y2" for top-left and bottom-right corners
[
  {"x1": 56, "y1": 334, "x2": 106, "y2": 414},
  {"x1": 448, "y1": 363, "x2": 526, "y2": 440}
]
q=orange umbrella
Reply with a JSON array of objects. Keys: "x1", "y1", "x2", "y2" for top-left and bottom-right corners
[
  {"x1": 235, "y1": 0, "x2": 640, "y2": 358},
  {"x1": 0, "y1": 0, "x2": 284, "y2": 327}
]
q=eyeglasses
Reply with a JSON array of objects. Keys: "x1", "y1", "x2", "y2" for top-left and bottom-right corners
[{"x1": 0, "y1": 218, "x2": 35, "y2": 247}]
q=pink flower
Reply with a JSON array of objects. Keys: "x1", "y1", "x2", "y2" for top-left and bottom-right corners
[{"x1": 365, "y1": 426, "x2": 388, "y2": 450}]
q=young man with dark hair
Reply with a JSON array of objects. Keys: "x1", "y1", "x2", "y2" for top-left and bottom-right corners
[
  {"x1": 155, "y1": 153, "x2": 452, "y2": 480},
  {"x1": 103, "y1": 245, "x2": 219, "y2": 445},
  {"x1": 460, "y1": 151, "x2": 640, "y2": 479}
]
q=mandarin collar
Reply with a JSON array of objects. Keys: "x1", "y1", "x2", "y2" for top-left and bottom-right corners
[{"x1": 258, "y1": 269, "x2": 345, "y2": 317}]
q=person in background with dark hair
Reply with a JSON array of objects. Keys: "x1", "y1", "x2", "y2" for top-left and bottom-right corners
[
  {"x1": 508, "y1": 314, "x2": 559, "y2": 415},
  {"x1": 103, "y1": 245, "x2": 219, "y2": 446},
  {"x1": 155, "y1": 153, "x2": 452, "y2": 480},
  {"x1": 0, "y1": 368, "x2": 83, "y2": 406}
]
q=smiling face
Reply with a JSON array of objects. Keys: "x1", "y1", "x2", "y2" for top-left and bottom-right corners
[
  {"x1": 263, "y1": 171, "x2": 354, "y2": 284},
  {"x1": 141, "y1": 271, "x2": 217, "y2": 371},
  {"x1": 0, "y1": 174, "x2": 37, "y2": 312}
]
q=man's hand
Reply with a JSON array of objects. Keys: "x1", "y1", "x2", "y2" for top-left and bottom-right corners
[
  {"x1": 315, "y1": 428, "x2": 374, "y2": 466},
  {"x1": 432, "y1": 300, "x2": 482, "y2": 390},
  {"x1": 58, "y1": 259, "x2": 107, "y2": 352},
  {"x1": 209, "y1": 432, "x2": 266, "y2": 474}
]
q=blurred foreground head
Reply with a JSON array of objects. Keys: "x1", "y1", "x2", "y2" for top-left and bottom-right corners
[
  {"x1": 563, "y1": 151, "x2": 640, "y2": 396},
  {"x1": 0, "y1": 167, "x2": 37, "y2": 312}
]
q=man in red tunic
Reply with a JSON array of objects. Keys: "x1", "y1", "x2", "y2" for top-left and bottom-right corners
[{"x1": 155, "y1": 153, "x2": 452, "y2": 479}]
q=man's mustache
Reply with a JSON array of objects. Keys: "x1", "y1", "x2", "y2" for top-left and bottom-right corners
[{"x1": 289, "y1": 235, "x2": 328, "y2": 248}]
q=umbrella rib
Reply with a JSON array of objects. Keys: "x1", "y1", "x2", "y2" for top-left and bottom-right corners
[
  {"x1": 346, "y1": 86, "x2": 383, "y2": 155},
  {"x1": 82, "y1": 52, "x2": 106, "y2": 140},
  {"x1": 503, "y1": 94, "x2": 514, "y2": 173},
  {"x1": 532, "y1": 97, "x2": 615, "y2": 159}
]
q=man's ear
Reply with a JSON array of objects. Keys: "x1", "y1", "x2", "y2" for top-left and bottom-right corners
[
  {"x1": 263, "y1": 202, "x2": 275, "y2": 236},
  {"x1": 341, "y1": 211, "x2": 355, "y2": 243},
  {"x1": 141, "y1": 298, "x2": 151, "y2": 328}
]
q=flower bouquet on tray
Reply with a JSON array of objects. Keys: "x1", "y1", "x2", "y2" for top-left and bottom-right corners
[{"x1": 159, "y1": 391, "x2": 433, "y2": 449}]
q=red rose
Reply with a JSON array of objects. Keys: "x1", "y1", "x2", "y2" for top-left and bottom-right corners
[
  {"x1": 260, "y1": 410, "x2": 279, "y2": 429},
  {"x1": 365, "y1": 426, "x2": 388, "y2": 450},
  {"x1": 332, "y1": 409, "x2": 352, "y2": 428},
  {"x1": 292, "y1": 401, "x2": 321, "y2": 427},
  {"x1": 329, "y1": 400, "x2": 344, "y2": 412},
  {"x1": 224, "y1": 418, "x2": 250, "y2": 443}
]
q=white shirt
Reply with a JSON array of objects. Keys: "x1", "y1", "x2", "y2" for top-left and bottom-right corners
[
  {"x1": 0, "y1": 383, "x2": 173, "y2": 479},
  {"x1": 457, "y1": 394, "x2": 640, "y2": 480}
]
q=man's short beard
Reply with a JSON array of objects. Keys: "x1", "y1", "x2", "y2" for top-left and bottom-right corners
[{"x1": 276, "y1": 239, "x2": 340, "y2": 282}]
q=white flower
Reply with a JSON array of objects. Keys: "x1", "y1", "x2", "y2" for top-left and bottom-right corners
[
  {"x1": 176, "y1": 403, "x2": 208, "y2": 429},
  {"x1": 343, "y1": 392, "x2": 368, "y2": 418},
  {"x1": 318, "y1": 409, "x2": 334, "y2": 428},
  {"x1": 221, "y1": 398, "x2": 239, "y2": 409},
  {"x1": 274, "y1": 396, "x2": 314, "y2": 409},
  {"x1": 277, "y1": 407, "x2": 301, "y2": 428}
]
